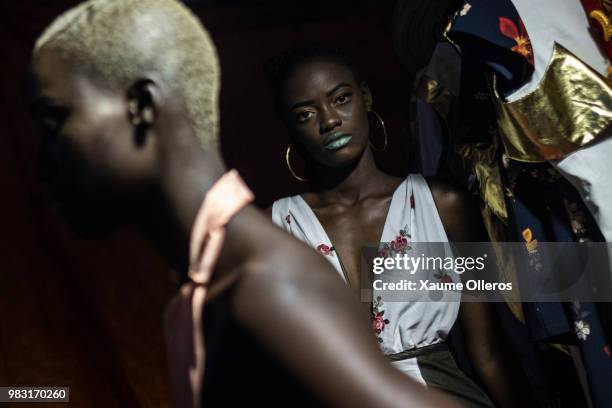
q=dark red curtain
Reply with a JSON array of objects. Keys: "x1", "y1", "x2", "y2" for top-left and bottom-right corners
[{"x1": 0, "y1": 1, "x2": 407, "y2": 406}]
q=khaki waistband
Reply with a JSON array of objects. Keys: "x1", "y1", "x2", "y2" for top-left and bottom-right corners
[{"x1": 386, "y1": 342, "x2": 448, "y2": 361}]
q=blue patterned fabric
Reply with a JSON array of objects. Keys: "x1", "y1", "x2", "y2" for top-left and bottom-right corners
[
  {"x1": 503, "y1": 169, "x2": 612, "y2": 408},
  {"x1": 448, "y1": 0, "x2": 534, "y2": 95},
  {"x1": 410, "y1": 0, "x2": 612, "y2": 405}
]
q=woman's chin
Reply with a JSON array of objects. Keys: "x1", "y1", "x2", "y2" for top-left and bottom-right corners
[{"x1": 321, "y1": 146, "x2": 365, "y2": 168}]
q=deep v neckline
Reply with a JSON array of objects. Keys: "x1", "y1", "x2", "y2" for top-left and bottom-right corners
[{"x1": 295, "y1": 178, "x2": 408, "y2": 286}]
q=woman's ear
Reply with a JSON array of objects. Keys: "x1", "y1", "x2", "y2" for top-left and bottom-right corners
[
  {"x1": 126, "y1": 79, "x2": 158, "y2": 147},
  {"x1": 360, "y1": 80, "x2": 373, "y2": 111}
]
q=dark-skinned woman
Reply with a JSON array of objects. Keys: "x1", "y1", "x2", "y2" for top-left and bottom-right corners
[{"x1": 264, "y1": 44, "x2": 529, "y2": 408}]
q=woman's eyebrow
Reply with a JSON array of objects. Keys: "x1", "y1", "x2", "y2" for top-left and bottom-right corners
[
  {"x1": 326, "y1": 83, "x2": 351, "y2": 96},
  {"x1": 290, "y1": 83, "x2": 353, "y2": 111},
  {"x1": 290, "y1": 99, "x2": 315, "y2": 111}
]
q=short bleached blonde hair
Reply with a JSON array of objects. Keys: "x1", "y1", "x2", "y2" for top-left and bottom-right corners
[{"x1": 34, "y1": 0, "x2": 220, "y2": 149}]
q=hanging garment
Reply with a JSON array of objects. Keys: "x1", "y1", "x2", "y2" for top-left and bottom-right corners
[
  {"x1": 502, "y1": 165, "x2": 612, "y2": 408},
  {"x1": 400, "y1": 2, "x2": 611, "y2": 405},
  {"x1": 508, "y1": 0, "x2": 612, "y2": 245},
  {"x1": 451, "y1": 0, "x2": 612, "y2": 243}
]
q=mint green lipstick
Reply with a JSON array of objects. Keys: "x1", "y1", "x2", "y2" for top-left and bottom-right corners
[{"x1": 323, "y1": 132, "x2": 352, "y2": 151}]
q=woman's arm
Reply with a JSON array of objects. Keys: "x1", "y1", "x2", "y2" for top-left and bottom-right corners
[
  {"x1": 428, "y1": 178, "x2": 535, "y2": 408},
  {"x1": 459, "y1": 301, "x2": 533, "y2": 408}
]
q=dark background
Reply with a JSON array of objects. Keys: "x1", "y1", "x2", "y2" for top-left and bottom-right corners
[{"x1": 0, "y1": 1, "x2": 411, "y2": 406}]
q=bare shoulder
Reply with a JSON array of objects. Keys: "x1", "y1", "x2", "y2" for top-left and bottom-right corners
[
  {"x1": 425, "y1": 176, "x2": 472, "y2": 214},
  {"x1": 229, "y1": 233, "x2": 349, "y2": 334},
  {"x1": 425, "y1": 176, "x2": 484, "y2": 242},
  {"x1": 384, "y1": 175, "x2": 405, "y2": 195},
  {"x1": 264, "y1": 196, "x2": 284, "y2": 218}
]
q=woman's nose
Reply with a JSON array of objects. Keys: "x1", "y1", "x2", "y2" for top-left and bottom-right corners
[{"x1": 319, "y1": 106, "x2": 342, "y2": 134}]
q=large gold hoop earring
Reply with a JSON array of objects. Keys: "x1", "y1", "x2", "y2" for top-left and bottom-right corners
[
  {"x1": 368, "y1": 110, "x2": 388, "y2": 152},
  {"x1": 285, "y1": 145, "x2": 309, "y2": 182}
]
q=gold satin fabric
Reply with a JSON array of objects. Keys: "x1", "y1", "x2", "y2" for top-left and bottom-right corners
[
  {"x1": 494, "y1": 43, "x2": 612, "y2": 162},
  {"x1": 416, "y1": 76, "x2": 453, "y2": 119},
  {"x1": 457, "y1": 139, "x2": 508, "y2": 222}
]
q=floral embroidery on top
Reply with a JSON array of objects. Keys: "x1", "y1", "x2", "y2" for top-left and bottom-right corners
[
  {"x1": 378, "y1": 224, "x2": 411, "y2": 258},
  {"x1": 499, "y1": 17, "x2": 534, "y2": 65},
  {"x1": 372, "y1": 296, "x2": 389, "y2": 343},
  {"x1": 434, "y1": 270, "x2": 454, "y2": 284},
  {"x1": 391, "y1": 235, "x2": 409, "y2": 251},
  {"x1": 316, "y1": 243, "x2": 334, "y2": 256},
  {"x1": 285, "y1": 214, "x2": 291, "y2": 224}
]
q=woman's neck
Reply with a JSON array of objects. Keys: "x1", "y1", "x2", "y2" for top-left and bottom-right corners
[
  {"x1": 138, "y1": 117, "x2": 226, "y2": 274},
  {"x1": 312, "y1": 147, "x2": 388, "y2": 205}
]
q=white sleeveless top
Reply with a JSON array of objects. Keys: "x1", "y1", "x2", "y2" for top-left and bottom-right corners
[{"x1": 272, "y1": 175, "x2": 460, "y2": 383}]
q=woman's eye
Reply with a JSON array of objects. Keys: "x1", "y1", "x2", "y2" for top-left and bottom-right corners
[
  {"x1": 36, "y1": 106, "x2": 68, "y2": 137},
  {"x1": 296, "y1": 111, "x2": 314, "y2": 123},
  {"x1": 41, "y1": 116, "x2": 61, "y2": 134},
  {"x1": 335, "y1": 93, "x2": 351, "y2": 105}
]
